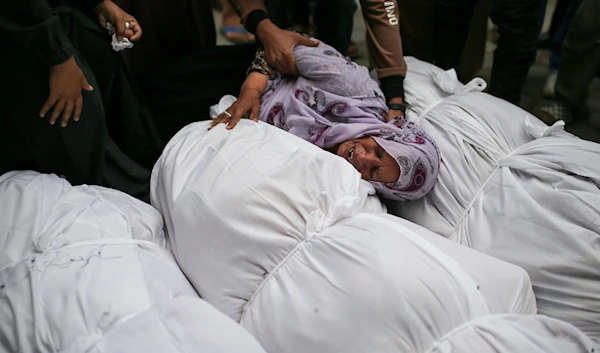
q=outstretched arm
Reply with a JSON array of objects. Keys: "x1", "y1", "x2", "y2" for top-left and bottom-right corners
[
  {"x1": 209, "y1": 45, "x2": 275, "y2": 131},
  {"x1": 209, "y1": 72, "x2": 269, "y2": 131}
]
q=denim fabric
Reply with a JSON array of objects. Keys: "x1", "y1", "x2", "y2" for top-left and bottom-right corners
[{"x1": 549, "y1": 0, "x2": 578, "y2": 69}]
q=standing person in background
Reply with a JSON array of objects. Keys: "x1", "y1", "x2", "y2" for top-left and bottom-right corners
[
  {"x1": 537, "y1": 0, "x2": 571, "y2": 47},
  {"x1": 0, "y1": 0, "x2": 318, "y2": 202},
  {"x1": 537, "y1": 0, "x2": 600, "y2": 125},
  {"x1": 537, "y1": 0, "x2": 578, "y2": 98},
  {"x1": 0, "y1": 0, "x2": 160, "y2": 202},
  {"x1": 359, "y1": 0, "x2": 407, "y2": 120},
  {"x1": 431, "y1": 0, "x2": 542, "y2": 105}
]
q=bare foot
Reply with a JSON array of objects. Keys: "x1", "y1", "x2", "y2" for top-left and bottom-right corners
[{"x1": 220, "y1": 0, "x2": 255, "y2": 44}]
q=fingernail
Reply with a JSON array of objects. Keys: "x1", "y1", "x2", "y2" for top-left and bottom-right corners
[
  {"x1": 61, "y1": 123, "x2": 67, "y2": 127},
  {"x1": 50, "y1": 121, "x2": 55, "y2": 125}
]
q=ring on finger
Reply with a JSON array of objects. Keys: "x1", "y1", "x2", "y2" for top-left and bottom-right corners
[
  {"x1": 222, "y1": 110, "x2": 232, "y2": 118},
  {"x1": 125, "y1": 21, "x2": 131, "y2": 29}
]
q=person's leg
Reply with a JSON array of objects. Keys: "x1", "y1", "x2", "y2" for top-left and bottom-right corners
[
  {"x1": 537, "y1": 0, "x2": 548, "y2": 40},
  {"x1": 290, "y1": 0, "x2": 311, "y2": 32},
  {"x1": 553, "y1": 0, "x2": 600, "y2": 120},
  {"x1": 220, "y1": 0, "x2": 255, "y2": 44},
  {"x1": 114, "y1": 0, "x2": 217, "y2": 80},
  {"x1": 432, "y1": 0, "x2": 479, "y2": 70},
  {"x1": 548, "y1": 0, "x2": 571, "y2": 38},
  {"x1": 549, "y1": 0, "x2": 578, "y2": 70},
  {"x1": 74, "y1": 20, "x2": 163, "y2": 169},
  {"x1": 266, "y1": 0, "x2": 292, "y2": 29},
  {"x1": 543, "y1": 0, "x2": 578, "y2": 98},
  {"x1": 142, "y1": 45, "x2": 258, "y2": 143},
  {"x1": 313, "y1": 0, "x2": 358, "y2": 55},
  {"x1": 489, "y1": 0, "x2": 542, "y2": 104},
  {"x1": 70, "y1": 10, "x2": 159, "y2": 201}
]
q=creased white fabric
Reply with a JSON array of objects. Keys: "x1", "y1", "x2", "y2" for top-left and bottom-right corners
[
  {"x1": 0, "y1": 171, "x2": 266, "y2": 353},
  {"x1": 427, "y1": 314, "x2": 600, "y2": 353},
  {"x1": 393, "y1": 58, "x2": 600, "y2": 339},
  {"x1": 151, "y1": 120, "x2": 539, "y2": 353}
]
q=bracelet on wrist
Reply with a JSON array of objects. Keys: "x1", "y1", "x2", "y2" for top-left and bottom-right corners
[
  {"x1": 245, "y1": 9, "x2": 269, "y2": 35},
  {"x1": 387, "y1": 103, "x2": 406, "y2": 115}
]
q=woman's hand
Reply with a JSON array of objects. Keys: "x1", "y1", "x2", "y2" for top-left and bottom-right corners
[
  {"x1": 39, "y1": 57, "x2": 94, "y2": 127},
  {"x1": 209, "y1": 89, "x2": 262, "y2": 130},
  {"x1": 387, "y1": 97, "x2": 405, "y2": 122},
  {"x1": 255, "y1": 20, "x2": 319, "y2": 76},
  {"x1": 95, "y1": 0, "x2": 142, "y2": 41}
]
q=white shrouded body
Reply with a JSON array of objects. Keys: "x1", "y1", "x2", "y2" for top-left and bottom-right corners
[
  {"x1": 151, "y1": 120, "x2": 538, "y2": 353},
  {"x1": 396, "y1": 57, "x2": 600, "y2": 339},
  {"x1": 0, "y1": 171, "x2": 266, "y2": 353}
]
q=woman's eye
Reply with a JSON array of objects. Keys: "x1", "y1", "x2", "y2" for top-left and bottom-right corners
[
  {"x1": 371, "y1": 167, "x2": 379, "y2": 179},
  {"x1": 377, "y1": 147, "x2": 384, "y2": 159}
]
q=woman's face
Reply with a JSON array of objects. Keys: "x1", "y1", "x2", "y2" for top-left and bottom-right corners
[{"x1": 336, "y1": 136, "x2": 400, "y2": 183}]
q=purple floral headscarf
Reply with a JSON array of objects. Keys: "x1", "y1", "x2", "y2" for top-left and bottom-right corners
[{"x1": 257, "y1": 42, "x2": 440, "y2": 201}]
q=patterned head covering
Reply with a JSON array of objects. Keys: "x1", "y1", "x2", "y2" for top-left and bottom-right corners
[
  {"x1": 372, "y1": 118, "x2": 440, "y2": 200},
  {"x1": 251, "y1": 39, "x2": 440, "y2": 201}
]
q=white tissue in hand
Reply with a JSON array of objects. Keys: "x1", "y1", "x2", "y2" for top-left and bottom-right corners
[
  {"x1": 106, "y1": 22, "x2": 134, "y2": 52},
  {"x1": 111, "y1": 34, "x2": 134, "y2": 51}
]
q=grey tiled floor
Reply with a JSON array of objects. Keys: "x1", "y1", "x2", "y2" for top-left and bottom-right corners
[{"x1": 214, "y1": 4, "x2": 600, "y2": 142}]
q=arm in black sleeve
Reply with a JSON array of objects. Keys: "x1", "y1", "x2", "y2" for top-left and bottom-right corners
[{"x1": 0, "y1": 0, "x2": 99, "y2": 66}]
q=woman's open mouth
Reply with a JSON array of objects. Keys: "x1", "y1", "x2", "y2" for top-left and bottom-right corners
[{"x1": 347, "y1": 146, "x2": 355, "y2": 164}]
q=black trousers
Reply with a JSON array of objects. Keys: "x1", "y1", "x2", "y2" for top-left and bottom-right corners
[
  {"x1": 0, "y1": 9, "x2": 161, "y2": 202},
  {"x1": 433, "y1": 0, "x2": 542, "y2": 104},
  {"x1": 0, "y1": 8, "x2": 256, "y2": 202},
  {"x1": 141, "y1": 44, "x2": 257, "y2": 143},
  {"x1": 267, "y1": 0, "x2": 357, "y2": 55},
  {"x1": 555, "y1": 0, "x2": 600, "y2": 119}
]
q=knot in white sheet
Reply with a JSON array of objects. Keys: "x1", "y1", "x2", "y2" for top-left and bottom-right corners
[
  {"x1": 523, "y1": 117, "x2": 566, "y2": 139},
  {"x1": 432, "y1": 68, "x2": 487, "y2": 95}
]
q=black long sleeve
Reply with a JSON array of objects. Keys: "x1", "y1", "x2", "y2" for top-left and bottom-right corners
[{"x1": 0, "y1": 0, "x2": 101, "y2": 66}]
